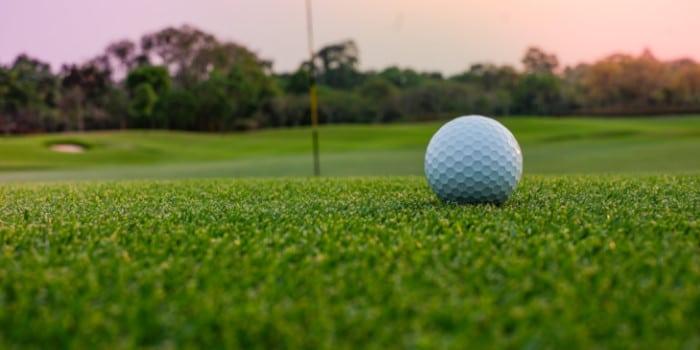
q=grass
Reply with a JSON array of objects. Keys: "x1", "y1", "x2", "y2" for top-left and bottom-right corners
[
  {"x1": 0, "y1": 116, "x2": 699, "y2": 181},
  {"x1": 1, "y1": 176, "x2": 699, "y2": 348},
  {"x1": 1, "y1": 116, "x2": 699, "y2": 347}
]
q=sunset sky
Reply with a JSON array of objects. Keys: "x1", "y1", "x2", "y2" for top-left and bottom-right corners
[{"x1": 1, "y1": 0, "x2": 699, "y2": 74}]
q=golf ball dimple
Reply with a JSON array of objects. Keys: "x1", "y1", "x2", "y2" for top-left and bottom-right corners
[{"x1": 424, "y1": 115, "x2": 523, "y2": 204}]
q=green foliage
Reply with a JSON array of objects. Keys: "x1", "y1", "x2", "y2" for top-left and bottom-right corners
[
  {"x1": 138, "y1": 25, "x2": 265, "y2": 90},
  {"x1": 125, "y1": 66, "x2": 171, "y2": 128},
  {"x1": 154, "y1": 89, "x2": 197, "y2": 130},
  {"x1": 225, "y1": 56, "x2": 279, "y2": 118},
  {"x1": 266, "y1": 92, "x2": 310, "y2": 127},
  {"x1": 192, "y1": 71, "x2": 236, "y2": 131},
  {"x1": 126, "y1": 65, "x2": 171, "y2": 96},
  {"x1": 451, "y1": 63, "x2": 519, "y2": 93},
  {"x1": 280, "y1": 66, "x2": 310, "y2": 94},
  {"x1": 0, "y1": 175, "x2": 698, "y2": 348},
  {"x1": 61, "y1": 64, "x2": 110, "y2": 101},
  {"x1": 60, "y1": 63, "x2": 113, "y2": 131},
  {"x1": 125, "y1": 27, "x2": 278, "y2": 131},
  {"x1": 513, "y1": 74, "x2": 562, "y2": 115},
  {"x1": 12, "y1": 54, "x2": 59, "y2": 109},
  {"x1": 103, "y1": 86, "x2": 129, "y2": 129},
  {"x1": 359, "y1": 77, "x2": 399, "y2": 102},
  {"x1": 317, "y1": 87, "x2": 373, "y2": 123},
  {"x1": 313, "y1": 39, "x2": 363, "y2": 89},
  {"x1": 139, "y1": 25, "x2": 218, "y2": 87},
  {"x1": 266, "y1": 93, "x2": 309, "y2": 127},
  {"x1": 128, "y1": 83, "x2": 157, "y2": 125},
  {"x1": 398, "y1": 80, "x2": 478, "y2": 120},
  {"x1": 378, "y1": 66, "x2": 424, "y2": 88},
  {"x1": 7, "y1": 25, "x2": 700, "y2": 134},
  {"x1": 359, "y1": 77, "x2": 401, "y2": 122},
  {"x1": 0, "y1": 68, "x2": 28, "y2": 115},
  {"x1": 0, "y1": 56, "x2": 61, "y2": 133}
]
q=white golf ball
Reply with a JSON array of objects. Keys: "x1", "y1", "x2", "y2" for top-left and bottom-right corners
[{"x1": 424, "y1": 115, "x2": 523, "y2": 204}]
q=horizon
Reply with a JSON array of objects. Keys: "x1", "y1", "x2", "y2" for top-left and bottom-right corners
[{"x1": 2, "y1": 0, "x2": 700, "y2": 75}]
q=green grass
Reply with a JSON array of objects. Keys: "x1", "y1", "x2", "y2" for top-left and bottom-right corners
[
  {"x1": 1, "y1": 116, "x2": 699, "y2": 181},
  {"x1": 1, "y1": 117, "x2": 699, "y2": 347},
  {"x1": 1, "y1": 176, "x2": 699, "y2": 348}
]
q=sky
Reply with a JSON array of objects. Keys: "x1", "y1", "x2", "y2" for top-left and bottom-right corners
[{"x1": 1, "y1": 0, "x2": 700, "y2": 75}]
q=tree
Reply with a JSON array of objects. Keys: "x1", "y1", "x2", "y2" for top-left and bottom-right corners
[
  {"x1": 398, "y1": 81, "x2": 476, "y2": 120},
  {"x1": 140, "y1": 25, "x2": 217, "y2": 85},
  {"x1": 136, "y1": 25, "x2": 277, "y2": 130},
  {"x1": 128, "y1": 83, "x2": 157, "y2": 127},
  {"x1": 2, "y1": 55, "x2": 62, "y2": 132},
  {"x1": 378, "y1": 66, "x2": 423, "y2": 88},
  {"x1": 580, "y1": 50, "x2": 667, "y2": 112},
  {"x1": 60, "y1": 63, "x2": 111, "y2": 131},
  {"x1": 316, "y1": 87, "x2": 373, "y2": 124},
  {"x1": 522, "y1": 47, "x2": 559, "y2": 75},
  {"x1": 181, "y1": 59, "x2": 278, "y2": 132},
  {"x1": 126, "y1": 66, "x2": 171, "y2": 128},
  {"x1": 358, "y1": 77, "x2": 400, "y2": 122},
  {"x1": 192, "y1": 71, "x2": 235, "y2": 131},
  {"x1": 467, "y1": 63, "x2": 519, "y2": 92},
  {"x1": 421, "y1": 71, "x2": 444, "y2": 81},
  {"x1": 265, "y1": 94, "x2": 309, "y2": 127},
  {"x1": 582, "y1": 57, "x2": 622, "y2": 108},
  {"x1": 560, "y1": 64, "x2": 589, "y2": 111},
  {"x1": 103, "y1": 39, "x2": 146, "y2": 80},
  {"x1": 314, "y1": 39, "x2": 362, "y2": 89},
  {"x1": 225, "y1": 55, "x2": 279, "y2": 119},
  {"x1": 616, "y1": 50, "x2": 666, "y2": 106},
  {"x1": 282, "y1": 63, "x2": 311, "y2": 94},
  {"x1": 140, "y1": 25, "x2": 261, "y2": 88},
  {"x1": 512, "y1": 47, "x2": 563, "y2": 114},
  {"x1": 107, "y1": 39, "x2": 137, "y2": 68},
  {"x1": 104, "y1": 86, "x2": 129, "y2": 130},
  {"x1": 126, "y1": 65, "x2": 170, "y2": 95},
  {"x1": 154, "y1": 89, "x2": 197, "y2": 130},
  {"x1": 0, "y1": 68, "x2": 27, "y2": 134},
  {"x1": 668, "y1": 59, "x2": 700, "y2": 105},
  {"x1": 513, "y1": 73, "x2": 561, "y2": 115},
  {"x1": 12, "y1": 54, "x2": 58, "y2": 107}
]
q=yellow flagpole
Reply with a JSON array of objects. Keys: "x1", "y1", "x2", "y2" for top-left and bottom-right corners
[{"x1": 306, "y1": 0, "x2": 320, "y2": 177}]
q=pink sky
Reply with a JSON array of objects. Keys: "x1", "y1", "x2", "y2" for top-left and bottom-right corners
[{"x1": 1, "y1": 0, "x2": 699, "y2": 74}]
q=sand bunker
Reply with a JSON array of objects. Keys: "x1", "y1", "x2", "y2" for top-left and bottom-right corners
[{"x1": 50, "y1": 144, "x2": 85, "y2": 153}]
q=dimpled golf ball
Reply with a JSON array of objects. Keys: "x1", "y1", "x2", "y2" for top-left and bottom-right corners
[{"x1": 424, "y1": 115, "x2": 523, "y2": 204}]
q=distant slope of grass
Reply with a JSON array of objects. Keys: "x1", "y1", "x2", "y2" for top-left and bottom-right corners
[
  {"x1": 0, "y1": 116, "x2": 699, "y2": 181},
  {"x1": 1, "y1": 176, "x2": 698, "y2": 348}
]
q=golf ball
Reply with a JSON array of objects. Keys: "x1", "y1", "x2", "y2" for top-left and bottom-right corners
[{"x1": 424, "y1": 115, "x2": 523, "y2": 204}]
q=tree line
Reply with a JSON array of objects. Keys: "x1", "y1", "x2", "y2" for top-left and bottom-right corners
[{"x1": 2, "y1": 24, "x2": 700, "y2": 134}]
